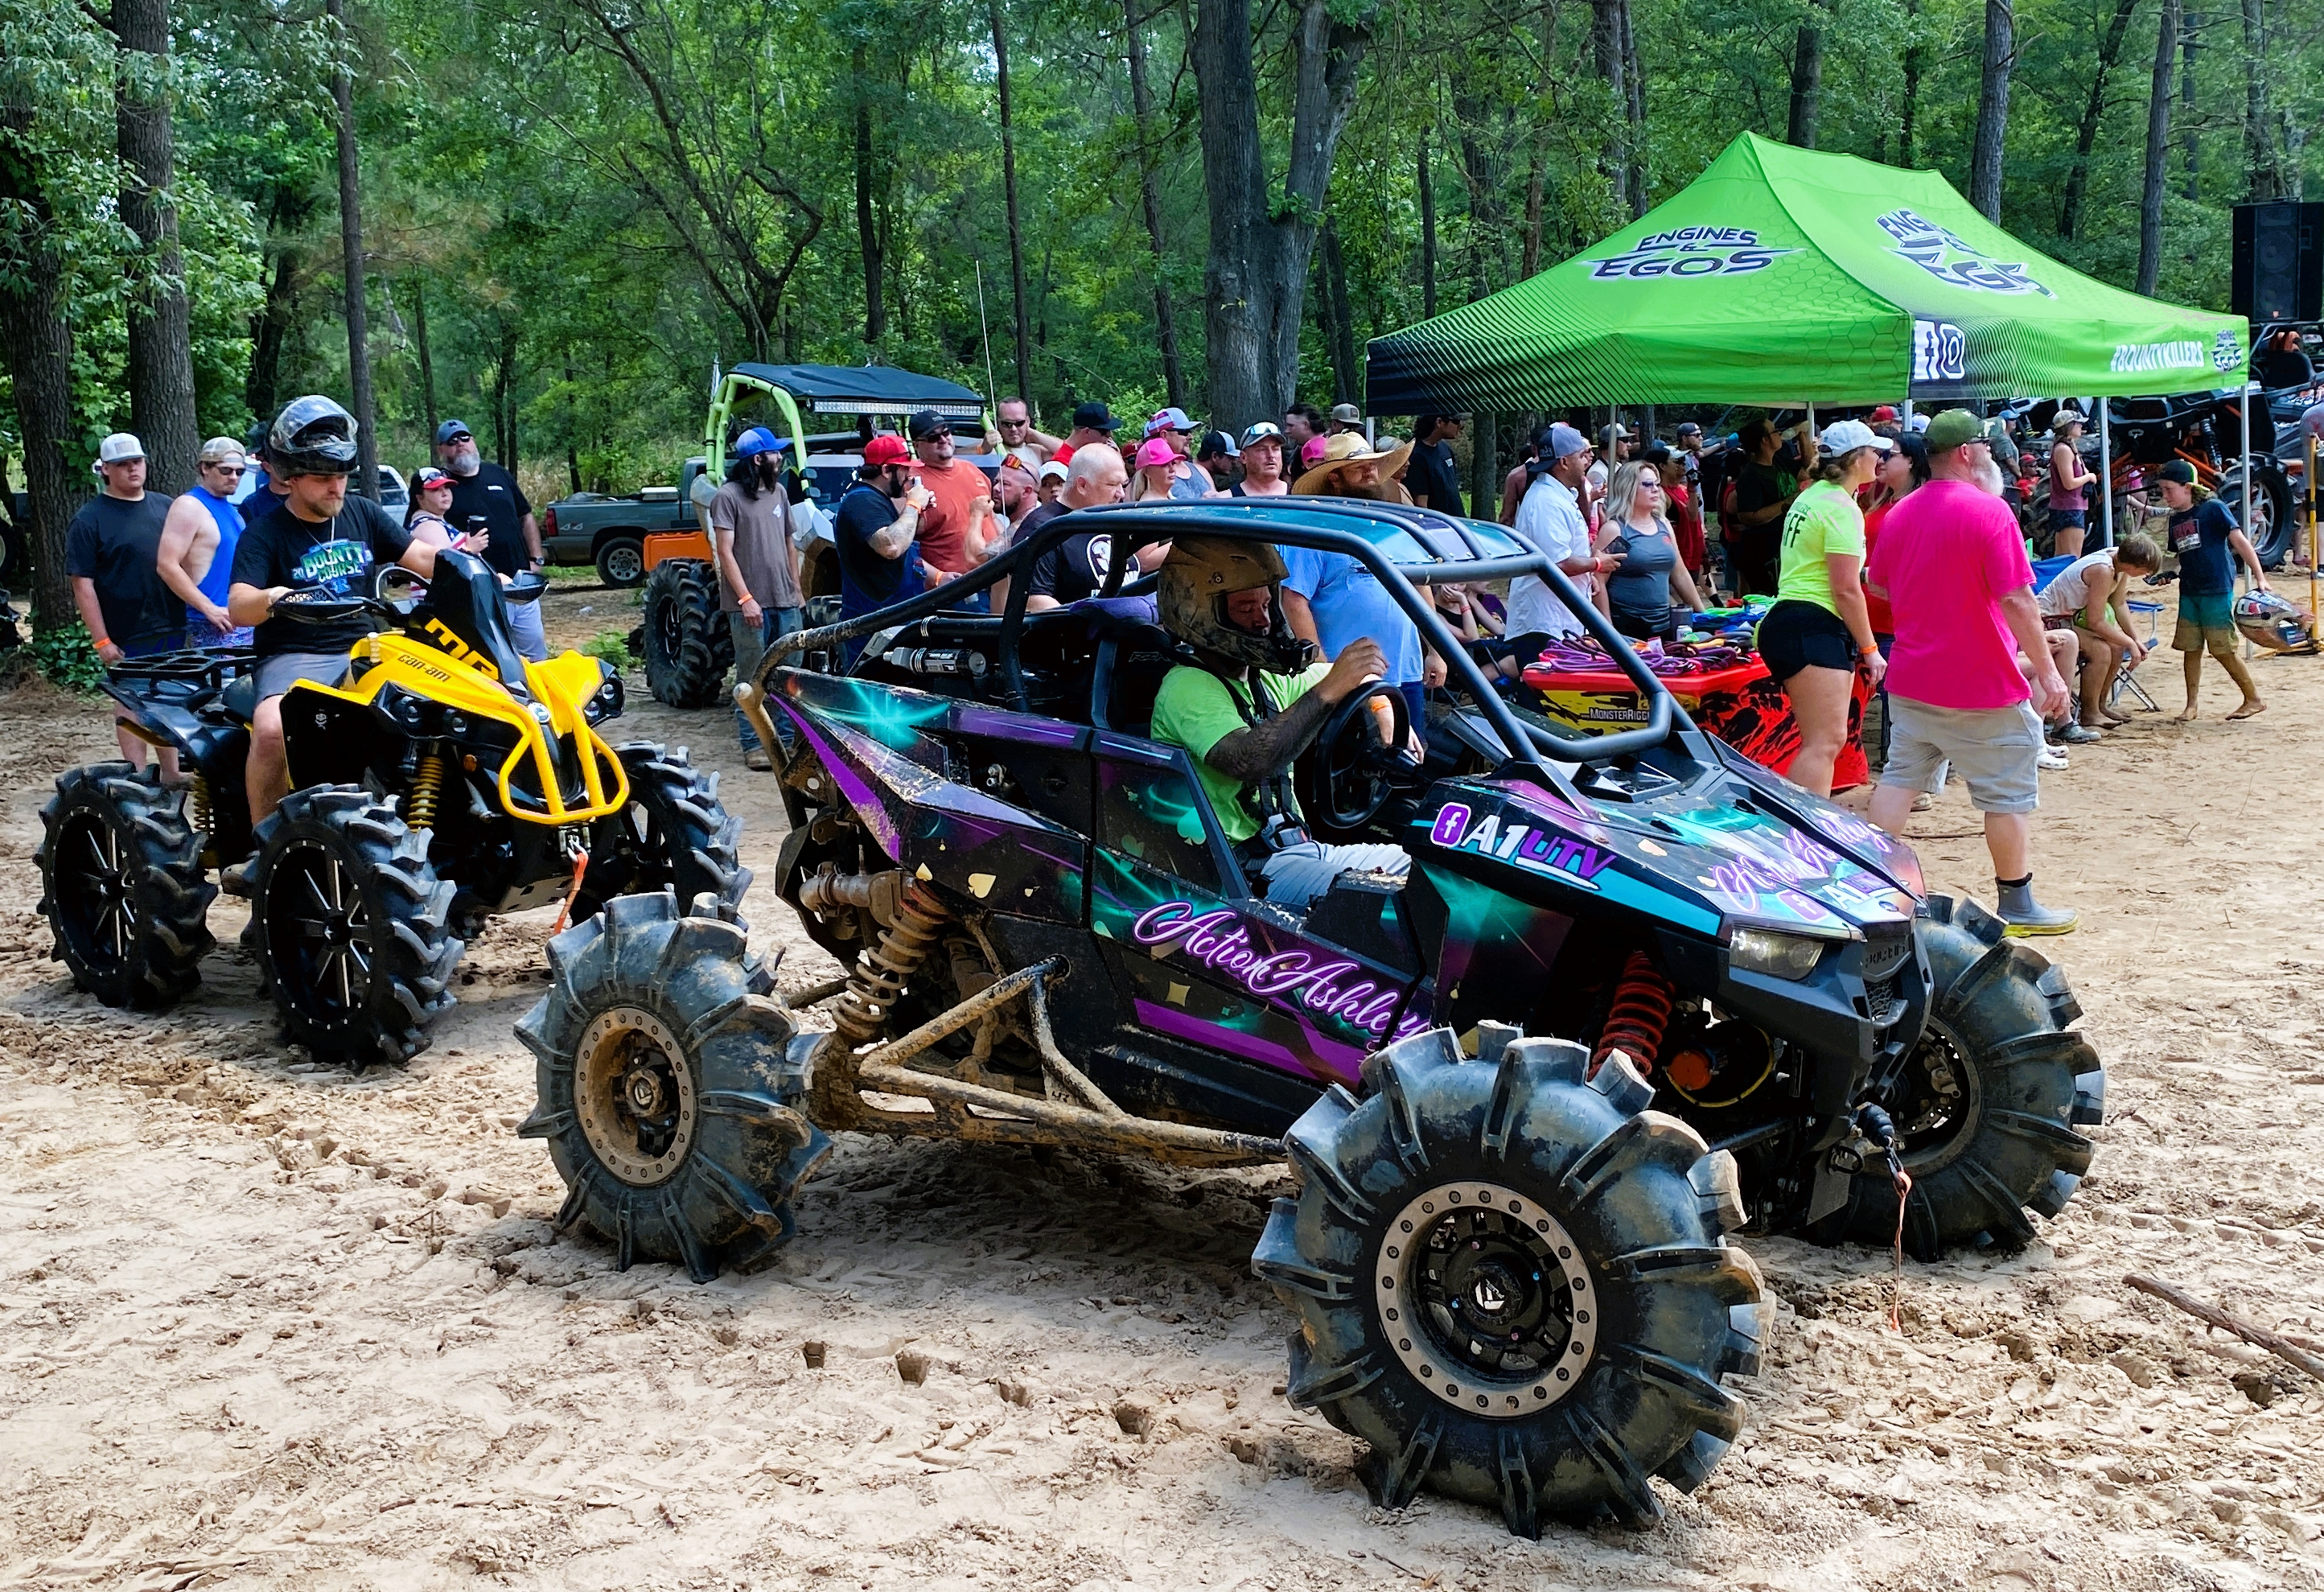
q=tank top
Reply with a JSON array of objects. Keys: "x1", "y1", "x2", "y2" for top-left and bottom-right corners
[
  {"x1": 2048, "y1": 442, "x2": 2087, "y2": 512},
  {"x1": 2038, "y1": 549, "x2": 2113, "y2": 618},
  {"x1": 185, "y1": 485, "x2": 245, "y2": 617},
  {"x1": 1604, "y1": 520, "x2": 1680, "y2": 620}
]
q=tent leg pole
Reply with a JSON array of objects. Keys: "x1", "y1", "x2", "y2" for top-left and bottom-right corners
[
  {"x1": 2244, "y1": 381, "x2": 2256, "y2": 661},
  {"x1": 2099, "y1": 402, "x2": 2112, "y2": 550}
]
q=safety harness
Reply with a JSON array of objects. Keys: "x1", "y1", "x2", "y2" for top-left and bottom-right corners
[{"x1": 1211, "y1": 664, "x2": 1311, "y2": 871}]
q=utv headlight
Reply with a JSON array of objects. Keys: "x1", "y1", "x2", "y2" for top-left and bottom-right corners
[{"x1": 1728, "y1": 927, "x2": 1826, "y2": 981}]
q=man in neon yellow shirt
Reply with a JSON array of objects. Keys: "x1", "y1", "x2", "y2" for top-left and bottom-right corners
[{"x1": 1149, "y1": 538, "x2": 1409, "y2": 910}]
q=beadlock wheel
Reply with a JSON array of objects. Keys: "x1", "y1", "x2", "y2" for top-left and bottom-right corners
[
  {"x1": 574, "y1": 1006, "x2": 697, "y2": 1185},
  {"x1": 1380, "y1": 1183, "x2": 1598, "y2": 1417}
]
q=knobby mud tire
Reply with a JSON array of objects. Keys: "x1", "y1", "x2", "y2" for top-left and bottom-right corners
[
  {"x1": 242, "y1": 785, "x2": 463, "y2": 1065},
  {"x1": 1820, "y1": 893, "x2": 2103, "y2": 1259},
  {"x1": 570, "y1": 743, "x2": 751, "y2": 924},
  {"x1": 1252, "y1": 1027, "x2": 1767, "y2": 1536},
  {"x1": 641, "y1": 560, "x2": 731, "y2": 709},
  {"x1": 516, "y1": 892, "x2": 828, "y2": 1282},
  {"x1": 37, "y1": 762, "x2": 216, "y2": 1010}
]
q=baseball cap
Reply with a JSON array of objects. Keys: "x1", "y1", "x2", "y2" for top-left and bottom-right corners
[
  {"x1": 94, "y1": 433, "x2": 145, "y2": 469},
  {"x1": 1133, "y1": 437, "x2": 1178, "y2": 469},
  {"x1": 1146, "y1": 406, "x2": 1195, "y2": 435},
  {"x1": 1329, "y1": 403, "x2": 1364, "y2": 427},
  {"x1": 1869, "y1": 405, "x2": 1899, "y2": 424},
  {"x1": 414, "y1": 466, "x2": 454, "y2": 492},
  {"x1": 198, "y1": 435, "x2": 245, "y2": 466},
  {"x1": 1819, "y1": 418, "x2": 1894, "y2": 455},
  {"x1": 734, "y1": 426, "x2": 783, "y2": 458},
  {"x1": 1923, "y1": 409, "x2": 1987, "y2": 453},
  {"x1": 1300, "y1": 435, "x2": 1328, "y2": 467},
  {"x1": 1038, "y1": 459, "x2": 1069, "y2": 483},
  {"x1": 1072, "y1": 401, "x2": 1120, "y2": 432},
  {"x1": 1676, "y1": 421, "x2": 1703, "y2": 437},
  {"x1": 1545, "y1": 422, "x2": 1591, "y2": 460},
  {"x1": 907, "y1": 409, "x2": 949, "y2": 440},
  {"x1": 2051, "y1": 406, "x2": 2087, "y2": 430},
  {"x1": 434, "y1": 418, "x2": 473, "y2": 445},
  {"x1": 861, "y1": 434, "x2": 912, "y2": 468},
  {"x1": 1197, "y1": 430, "x2": 1240, "y2": 459},
  {"x1": 2157, "y1": 459, "x2": 2197, "y2": 485}
]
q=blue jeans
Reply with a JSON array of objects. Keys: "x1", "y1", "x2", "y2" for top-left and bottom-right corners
[{"x1": 732, "y1": 607, "x2": 803, "y2": 750}]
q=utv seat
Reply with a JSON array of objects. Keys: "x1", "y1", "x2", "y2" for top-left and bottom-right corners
[
  {"x1": 220, "y1": 673, "x2": 261, "y2": 725},
  {"x1": 1089, "y1": 623, "x2": 1185, "y2": 735}
]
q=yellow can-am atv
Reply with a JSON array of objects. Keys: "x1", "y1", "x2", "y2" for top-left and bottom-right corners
[{"x1": 37, "y1": 549, "x2": 749, "y2": 1065}]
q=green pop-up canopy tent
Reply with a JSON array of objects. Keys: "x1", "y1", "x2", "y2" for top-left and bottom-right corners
[{"x1": 1366, "y1": 132, "x2": 2250, "y2": 413}]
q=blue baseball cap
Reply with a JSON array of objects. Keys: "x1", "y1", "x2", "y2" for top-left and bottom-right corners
[
  {"x1": 734, "y1": 426, "x2": 784, "y2": 458},
  {"x1": 434, "y1": 419, "x2": 473, "y2": 445}
]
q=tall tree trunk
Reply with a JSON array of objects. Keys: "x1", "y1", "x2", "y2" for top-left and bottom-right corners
[
  {"x1": 410, "y1": 278, "x2": 438, "y2": 442},
  {"x1": 1616, "y1": 0, "x2": 1646, "y2": 216},
  {"x1": 495, "y1": 315, "x2": 519, "y2": 475},
  {"x1": 1191, "y1": 0, "x2": 1368, "y2": 430},
  {"x1": 1122, "y1": 0, "x2": 1187, "y2": 408},
  {"x1": 327, "y1": 0, "x2": 377, "y2": 500},
  {"x1": 113, "y1": 0, "x2": 199, "y2": 492},
  {"x1": 2059, "y1": 0, "x2": 2141, "y2": 241},
  {"x1": 245, "y1": 187, "x2": 306, "y2": 426},
  {"x1": 564, "y1": 359, "x2": 581, "y2": 496},
  {"x1": 0, "y1": 129, "x2": 80, "y2": 632},
  {"x1": 1787, "y1": 23, "x2": 1824, "y2": 150},
  {"x1": 989, "y1": 0, "x2": 1034, "y2": 401},
  {"x1": 2180, "y1": 10, "x2": 2200, "y2": 203},
  {"x1": 2137, "y1": 0, "x2": 2180, "y2": 294},
  {"x1": 1588, "y1": 2, "x2": 1631, "y2": 212},
  {"x1": 1970, "y1": 0, "x2": 2014, "y2": 221},
  {"x1": 853, "y1": 45, "x2": 884, "y2": 344},
  {"x1": 1319, "y1": 220, "x2": 1359, "y2": 405},
  {"x1": 1899, "y1": 0, "x2": 1923, "y2": 167},
  {"x1": 2240, "y1": 0, "x2": 2281, "y2": 201},
  {"x1": 1418, "y1": 131, "x2": 1439, "y2": 315}
]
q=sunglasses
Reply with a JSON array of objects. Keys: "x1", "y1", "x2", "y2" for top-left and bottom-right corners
[
  {"x1": 444, "y1": 433, "x2": 474, "y2": 445},
  {"x1": 207, "y1": 463, "x2": 245, "y2": 477}
]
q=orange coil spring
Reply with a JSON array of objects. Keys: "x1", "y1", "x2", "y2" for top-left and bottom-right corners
[
  {"x1": 1594, "y1": 949, "x2": 1675, "y2": 1076},
  {"x1": 833, "y1": 880, "x2": 952, "y2": 1045}
]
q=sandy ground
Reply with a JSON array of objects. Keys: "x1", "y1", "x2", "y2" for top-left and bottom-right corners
[{"x1": 4, "y1": 582, "x2": 2324, "y2": 1591}]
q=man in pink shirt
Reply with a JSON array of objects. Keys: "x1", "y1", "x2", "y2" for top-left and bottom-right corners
[{"x1": 1865, "y1": 409, "x2": 2077, "y2": 936}]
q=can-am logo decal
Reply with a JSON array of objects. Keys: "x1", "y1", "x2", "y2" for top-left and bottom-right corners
[
  {"x1": 2212, "y1": 330, "x2": 2244, "y2": 372},
  {"x1": 2109, "y1": 340, "x2": 2207, "y2": 375},
  {"x1": 1913, "y1": 320, "x2": 1966, "y2": 382},
  {"x1": 1585, "y1": 226, "x2": 1797, "y2": 282},
  {"x1": 1427, "y1": 803, "x2": 1616, "y2": 890},
  {"x1": 1130, "y1": 901, "x2": 1428, "y2": 1043},
  {"x1": 1877, "y1": 208, "x2": 2054, "y2": 298}
]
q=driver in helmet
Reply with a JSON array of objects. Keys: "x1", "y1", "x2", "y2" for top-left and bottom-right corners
[
  {"x1": 228, "y1": 396, "x2": 442, "y2": 828},
  {"x1": 1149, "y1": 537, "x2": 1410, "y2": 911}
]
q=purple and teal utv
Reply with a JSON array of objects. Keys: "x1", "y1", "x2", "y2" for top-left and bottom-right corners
[{"x1": 516, "y1": 499, "x2": 2102, "y2": 1535}]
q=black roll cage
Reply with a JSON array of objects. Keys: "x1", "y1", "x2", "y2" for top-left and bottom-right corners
[{"x1": 763, "y1": 497, "x2": 1709, "y2": 800}]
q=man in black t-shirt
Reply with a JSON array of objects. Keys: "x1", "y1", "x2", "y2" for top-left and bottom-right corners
[
  {"x1": 1407, "y1": 415, "x2": 1466, "y2": 515},
  {"x1": 835, "y1": 435, "x2": 931, "y2": 656},
  {"x1": 228, "y1": 397, "x2": 437, "y2": 825},
  {"x1": 1022, "y1": 446, "x2": 1159, "y2": 612},
  {"x1": 68, "y1": 432, "x2": 181, "y2": 771},
  {"x1": 435, "y1": 419, "x2": 546, "y2": 661}
]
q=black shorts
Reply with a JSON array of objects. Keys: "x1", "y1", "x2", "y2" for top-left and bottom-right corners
[
  {"x1": 1755, "y1": 599, "x2": 1855, "y2": 681},
  {"x1": 1612, "y1": 607, "x2": 1675, "y2": 642}
]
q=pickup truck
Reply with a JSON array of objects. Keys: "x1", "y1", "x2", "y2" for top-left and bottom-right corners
[{"x1": 541, "y1": 459, "x2": 712, "y2": 586}]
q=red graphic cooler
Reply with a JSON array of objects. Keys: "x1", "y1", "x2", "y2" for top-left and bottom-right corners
[{"x1": 1518, "y1": 656, "x2": 1870, "y2": 790}]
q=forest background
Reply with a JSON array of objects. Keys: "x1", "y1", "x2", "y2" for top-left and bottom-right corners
[{"x1": 1, "y1": 0, "x2": 2318, "y2": 631}]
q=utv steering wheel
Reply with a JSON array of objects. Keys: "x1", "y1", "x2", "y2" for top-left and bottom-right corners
[{"x1": 1314, "y1": 680, "x2": 1424, "y2": 829}]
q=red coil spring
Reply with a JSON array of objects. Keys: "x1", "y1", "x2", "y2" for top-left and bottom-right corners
[{"x1": 1593, "y1": 949, "x2": 1676, "y2": 1076}]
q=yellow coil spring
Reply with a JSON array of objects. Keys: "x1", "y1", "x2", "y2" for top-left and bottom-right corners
[
  {"x1": 833, "y1": 881, "x2": 952, "y2": 1045},
  {"x1": 407, "y1": 751, "x2": 449, "y2": 830},
  {"x1": 187, "y1": 773, "x2": 212, "y2": 837}
]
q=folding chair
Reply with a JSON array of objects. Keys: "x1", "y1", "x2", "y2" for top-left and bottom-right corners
[{"x1": 2111, "y1": 596, "x2": 2168, "y2": 713}]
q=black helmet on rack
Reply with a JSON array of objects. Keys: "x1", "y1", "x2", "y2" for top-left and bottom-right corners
[{"x1": 267, "y1": 396, "x2": 360, "y2": 477}]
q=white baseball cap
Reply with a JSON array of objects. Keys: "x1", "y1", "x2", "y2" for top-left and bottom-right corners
[
  {"x1": 1038, "y1": 459, "x2": 1069, "y2": 483},
  {"x1": 1819, "y1": 418, "x2": 1894, "y2": 455},
  {"x1": 94, "y1": 433, "x2": 146, "y2": 469}
]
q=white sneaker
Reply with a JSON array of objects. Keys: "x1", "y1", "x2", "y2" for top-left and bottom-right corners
[{"x1": 2037, "y1": 743, "x2": 2069, "y2": 771}]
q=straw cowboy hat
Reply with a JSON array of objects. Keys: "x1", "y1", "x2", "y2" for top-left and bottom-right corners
[{"x1": 1292, "y1": 430, "x2": 1413, "y2": 496}]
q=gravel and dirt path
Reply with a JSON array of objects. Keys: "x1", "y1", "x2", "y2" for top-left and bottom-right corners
[{"x1": 2, "y1": 588, "x2": 2321, "y2": 1590}]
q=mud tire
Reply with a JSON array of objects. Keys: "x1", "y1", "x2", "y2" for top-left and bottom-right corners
[
  {"x1": 37, "y1": 762, "x2": 216, "y2": 1009},
  {"x1": 2219, "y1": 464, "x2": 2295, "y2": 570},
  {"x1": 242, "y1": 785, "x2": 463, "y2": 1065},
  {"x1": 1820, "y1": 893, "x2": 2102, "y2": 1258},
  {"x1": 1252, "y1": 1026, "x2": 1767, "y2": 1535},
  {"x1": 571, "y1": 743, "x2": 751, "y2": 924},
  {"x1": 517, "y1": 892, "x2": 828, "y2": 1281},
  {"x1": 641, "y1": 559, "x2": 732, "y2": 708}
]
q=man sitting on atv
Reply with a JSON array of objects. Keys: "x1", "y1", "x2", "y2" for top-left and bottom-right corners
[
  {"x1": 227, "y1": 396, "x2": 442, "y2": 825},
  {"x1": 1150, "y1": 537, "x2": 1409, "y2": 911}
]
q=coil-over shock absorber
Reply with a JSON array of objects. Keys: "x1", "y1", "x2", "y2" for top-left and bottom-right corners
[
  {"x1": 833, "y1": 879, "x2": 952, "y2": 1045},
  {"x1": 1594, "y1": 948, "x2": 1676, "y2": 1076},
  {"x1": 405, "y1": 750, "x2": 449, "y2": 830}
]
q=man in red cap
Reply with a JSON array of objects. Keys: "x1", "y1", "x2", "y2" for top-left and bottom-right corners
[{"x1": 835, "y1": 434, "x2": 932, "y2": 647}]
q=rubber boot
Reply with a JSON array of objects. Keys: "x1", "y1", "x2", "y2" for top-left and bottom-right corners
[{"x1": 1996, "y1": 877, "x2": 2078, "y2": 937}]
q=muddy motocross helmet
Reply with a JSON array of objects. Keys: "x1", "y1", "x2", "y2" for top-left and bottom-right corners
[
  {"x1": 267, "y1": 395, "x2": 360, "y2": 477},
  {"x1": 2233, "y1": 589, "x2": 2318, "y2": 655},
  {"x1": 1157, "y1": 536, "x2": 1317, "y2": 673}
]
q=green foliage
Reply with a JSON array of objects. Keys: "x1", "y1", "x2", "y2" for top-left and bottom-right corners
[
  {"x1": 578, "y1": 628, "x2": 638, "y2": 672},
  {"x1": 30, "y1": 621, "x2": 107, "y2": 693}
]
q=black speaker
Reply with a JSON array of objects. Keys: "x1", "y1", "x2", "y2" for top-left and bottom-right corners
[{"x1": 2232, "y1": 201, "x2": 2324, "y2": 323}]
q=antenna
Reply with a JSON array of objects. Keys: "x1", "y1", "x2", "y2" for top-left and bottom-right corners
[{"x1": 974, "y1": 261, "x2": 997, "y2": 409}]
